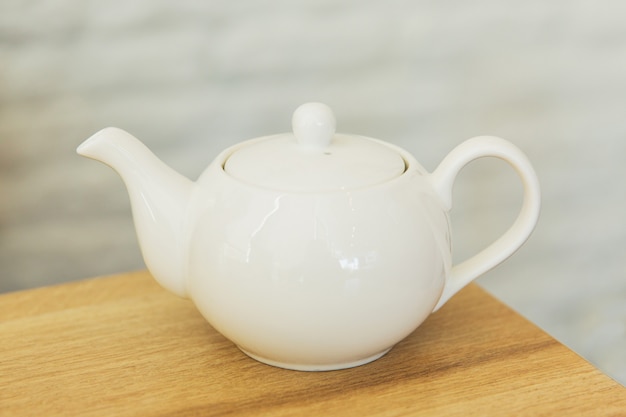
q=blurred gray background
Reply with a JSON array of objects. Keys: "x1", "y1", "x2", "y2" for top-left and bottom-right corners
[{"x1": 1, "y1": 1, "x2": 624, "y2": 385}]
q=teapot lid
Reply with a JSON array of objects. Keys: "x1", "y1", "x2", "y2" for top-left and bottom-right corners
[{"x1": 224, "y1": 103, "x2": 406, "y2": 192}]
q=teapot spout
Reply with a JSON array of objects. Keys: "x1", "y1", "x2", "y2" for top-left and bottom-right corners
[{"x1": 77, "y1": 127, "x2": 194, "y2": 297}]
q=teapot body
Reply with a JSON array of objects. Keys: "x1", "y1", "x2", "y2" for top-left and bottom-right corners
[{"x1": 184, "y1": 140, "x2": 451, "y2": 370}]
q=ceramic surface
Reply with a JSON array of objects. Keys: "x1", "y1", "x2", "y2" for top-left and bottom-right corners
[{"x1": 77, "y1": 103, "x2": 540, "y2": 371}]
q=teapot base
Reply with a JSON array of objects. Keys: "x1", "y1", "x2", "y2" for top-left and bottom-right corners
[{"x1": 237, "y1": 347, "x2": 393, "y2": 372}]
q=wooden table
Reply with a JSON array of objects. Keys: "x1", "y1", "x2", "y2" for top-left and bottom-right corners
[{"x1": 1, "y1": 270, "x2": 624, "y2": 416}]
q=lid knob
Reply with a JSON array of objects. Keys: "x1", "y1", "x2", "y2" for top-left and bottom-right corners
[{"x1": 292, "y1": 102, "x2": 336, "y2": 150}]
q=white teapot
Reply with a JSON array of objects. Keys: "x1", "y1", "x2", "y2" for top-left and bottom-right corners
[{"x1": 78, "y1": 102, "x2": 540, "y2": 371}]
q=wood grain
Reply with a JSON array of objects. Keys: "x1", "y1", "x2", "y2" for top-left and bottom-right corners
[{"x1": 1, "y1": 270, "x2": 624, "y2": 416}]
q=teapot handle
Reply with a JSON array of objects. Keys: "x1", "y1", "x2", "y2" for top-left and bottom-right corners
[{"x1": 429, "y1": 136, "x2": 541, "y2": 311}]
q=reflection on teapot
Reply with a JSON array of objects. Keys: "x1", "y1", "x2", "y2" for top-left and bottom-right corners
[{"x1": 78, "y1": 102, "x2": 540, "y2": 371}]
